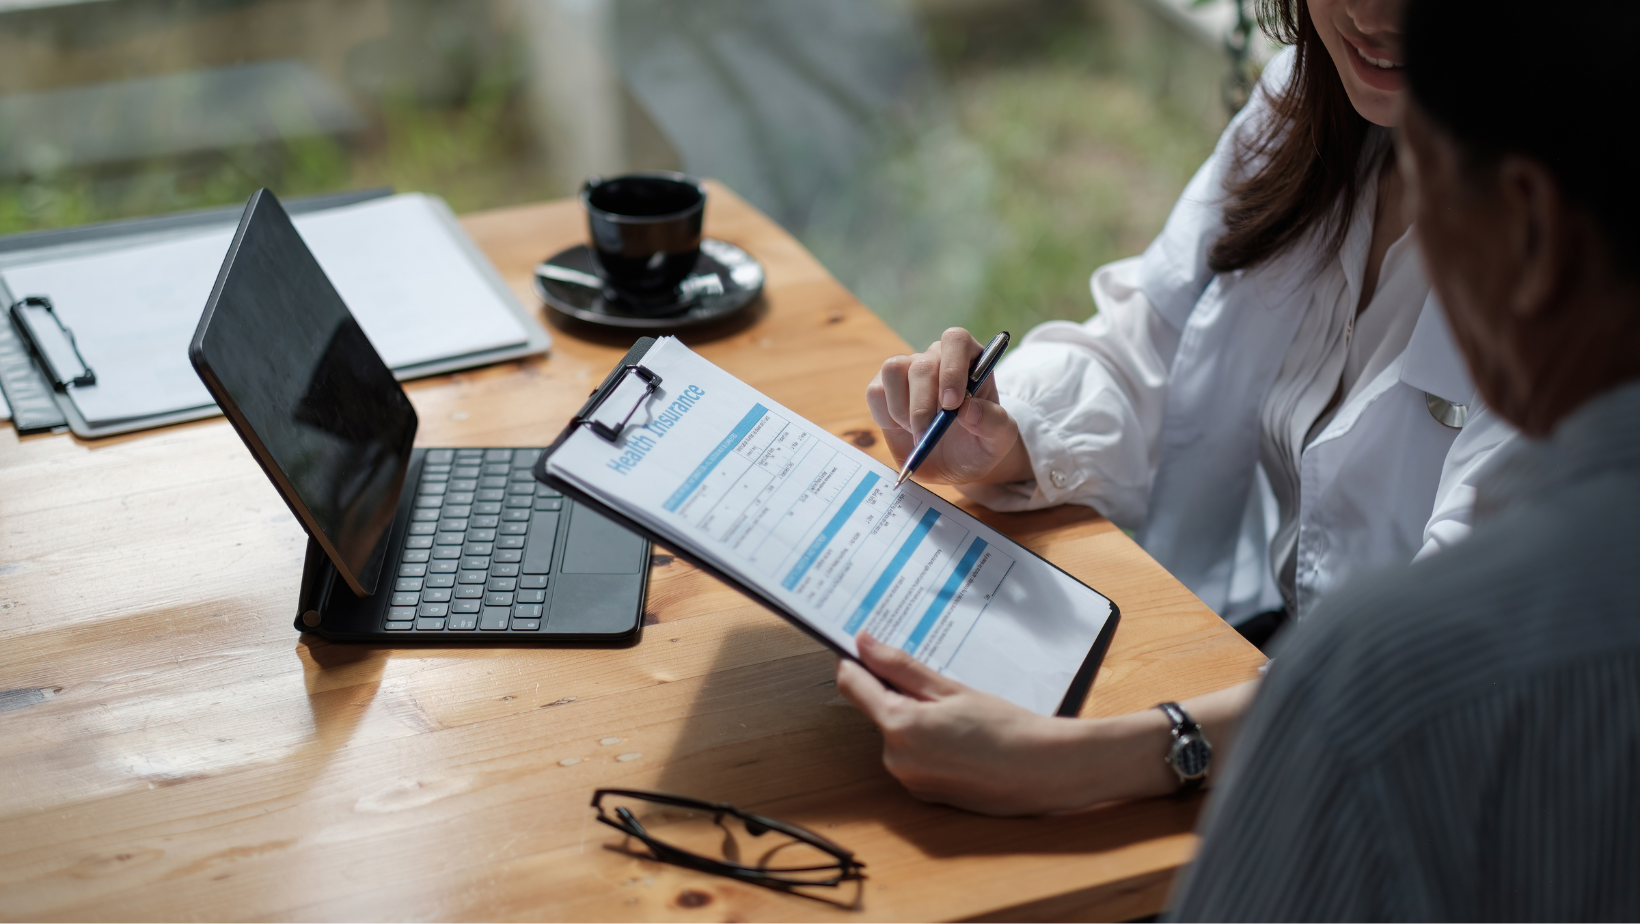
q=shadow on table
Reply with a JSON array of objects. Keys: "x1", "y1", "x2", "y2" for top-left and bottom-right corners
[{"x1": 650, "y1": 617, "x2": 1202, "y2": 865}]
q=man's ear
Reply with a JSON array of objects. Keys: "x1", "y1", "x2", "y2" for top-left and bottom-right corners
[{"x1": 1497, "y1": 155, "x2": 1570, "y2": 321}]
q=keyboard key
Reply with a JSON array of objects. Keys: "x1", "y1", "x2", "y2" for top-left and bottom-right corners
[
  {"x1": 484, "y1": 449, "x2": 512, "y2": 463},
  {"x1": 453, "y1": 465, "x2": 481, "y2": 478},
  {"x1": 447, "y1": 492, "x2": 476, "y2": 505},
  {"x1": 405, "y1": 536, "x2": 433, "y2": 549},
  {"x1": 499, "y1": 522, "x2": 529, "y2": 536},
  {"x1": 497, "y1": 535, "x2": 526, "y2": 549},
  {"x1": 534, "y1": 498, "x2": 563, "y2": 511},
  {"x1": 429, "y1": 559, "x2": 459, "y2": 573},
  {"x1": 482, "y1": 463, "x2": 509, "y2": 477},
  {"x1": 490, "y1": 562, "x2": 520, "y2": 577},
  {"x1": 416, "y1": 617, "x2": 447, "y2": 631},
  {"x1": 432, "y1": 545, "x2": 462, "y2": 559},
  {"x1": 476, "y1": 489, "x2": 505, "y2": 502},
  {"x1": 414, "y1": 495, "x2": 442, "y2": 508},
  {"x1": 479, "y1": 475, "x2": 507, "y2": 489},
  {"x1": 504, "y1": 494, "x2": 533, "y2": 507},
  {"x1": 484, "y1": 591, "x2": 514, "y2": 606},
  {"x1": 426, "y1": 449, "x2": 455, "y2": 464},
  {"x1": 438, "y1": 518, "x2": 469, "y2": 532},
  {"x1": 510, "y1": 468, "x2": 534, "y2": 481},
  {"x1": 480, "y1": 607, "x2": 511, "y2": 630},
  {"x1": 521, "y1": 574, "x2": 548, "y2": 589},
  {"x1": 388, "y1": 605, "x2": 418, "y2": 621},
  {"x1": 386, "y1": 621, "x2": 415, "y2": 631},
  {"x1": 435, "y1": 532, "x2": 465, "y2": 546},
  {"x1": 456, "y1": 447, "x2": 483, "y2": 457},
  {"x1": 402, "y1": 548, "x2": 431, "y2": 563},
  {"x1": 450, "y1": 478, "x2": 478, "y2": 491},
  {"x1": 468, "y1": 528, "x2": 497, "y2": 542},
  {"x1": 494, "y1": 549, "x2": 523, "y2": 563},
  {"x1": 422, "y1": 470, "x2": 449, "y2": 483},
  {"x1": 443, "y1": 505, "x2": 473, "y2": 518},
  {"x1": 474, "y1": 501, "x2": 503, "y2": 515},
  {"x1": 412, "y1": 508, "x2": 440, "y2": 521},
  {"x1": 513, "y1": 603, "x2": 543, "y2": 618},
  {"x1": 536, "y1": 484, "x2": 562, "y2": 497},
  {"x1": 522, "y1": 511, "x2": 559, "y2": 574},
  {"x1": 502, "y1": 481, "x2": 530, "y2": 496},
  {"x1": 457, "y1": 570, "x2": 488, "y2": 584},
  {"x1": 451, "y1": 598, "x2": 481, "y2": 613},
  {"x1": 421, "y1": 587, "x2": 453, "y2": 603},
  {"x1": 418, "y1": 481, "x2": 447, "y2": 496},
  {"x1": 395, "y1": 577, "x2": 424, "y2": 592},
  {"x1": 513, "y1": 449, "x2": 540, "y2": 467},
  {"x1": 459, "y1": 556, "x2": 491, "y2": 570},
  {"x1": 511, "y1": 619, "x2": 541, "y2": 631},
  {"x1": 487, "y1": 576, "x2": 517, "y2": 592},
  {"x1": 464, "y1": 544, "x2": 495, "y2": 558},
  {"x1": 455, "y1": 585, "x2": 484, "y2": 599},
  {"x1": 391, "y1": 592, "x2": 420, "y2": 607},
  {"x1": 517, "y1": 589, "x2": 547, "y2": 604},
  {"x1": 449, "y1": 614, "x2": 478, "y2": 630},
  {"x1": 418, "y1": 602, "x2": 449, "y2": 617},
  {"x1": 399, "y1": 562, "x2": 428, "y2": 577},
  {"x1": 471, "y1": 515, "x2": 500, "y2": 529},
  {"x1": 425, "y1": 573, "x2": 456, "y2": 588},
  {"x1": 409, "y1": 521, "x2": 437, "y2": 535},
  {"x1": 502, "y1": 508, "x2": 531, "y2": 521}
]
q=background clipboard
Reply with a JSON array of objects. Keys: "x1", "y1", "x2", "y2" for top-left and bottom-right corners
[
  {"x1": 535, "y1": 337, "x2": 1121, "y2": 718},
  {"x1": 0, "y1": 188, "x2": 552, "y2": 438}
]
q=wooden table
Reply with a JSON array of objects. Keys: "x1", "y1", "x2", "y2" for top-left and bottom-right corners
[{"x1": 0, "y1": 184, "x2": 1264, "y2": 922}]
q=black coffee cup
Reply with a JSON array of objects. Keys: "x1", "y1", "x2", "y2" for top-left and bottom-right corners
[{"x1": 582, "y1": 172, "x2": 706, "y2": 309}]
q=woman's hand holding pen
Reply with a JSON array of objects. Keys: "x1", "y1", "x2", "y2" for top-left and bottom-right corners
[{"x1": 866, "y1": 327, "x2": 1033, "y2": 485}]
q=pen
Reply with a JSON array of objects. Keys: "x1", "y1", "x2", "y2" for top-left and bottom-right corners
[{"x1": 894, "y1": 331, "x2": 1010, "y2": 488}]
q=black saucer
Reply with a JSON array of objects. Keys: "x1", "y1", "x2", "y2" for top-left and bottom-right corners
[{"x1": 533, "y1": 238, "x2": 764, "y2": 336}]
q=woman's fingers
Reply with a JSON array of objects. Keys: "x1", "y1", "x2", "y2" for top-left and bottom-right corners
[
  {"x1": 835, "y1": 657, "x2": 899, "y2": 724},
  {"x1": 957, "y1": 395, "x2": 1016, "y2": 447},
  {"x1": 905, "y1": 342, "x2": 944, "y2": 434},
  {"x1": 855, "y1": 632, "x2": 962, "y2": 701},
  {"x1": 876, "y1": 354, "x2": 914, "y2": 433},
  {"x1": 939, "y1": 328, "x2": 983, "y2": 410}
]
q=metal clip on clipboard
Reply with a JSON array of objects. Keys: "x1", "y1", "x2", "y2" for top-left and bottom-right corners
[
  {"x1": 577, "y1": 363, "x2": 662, "y2": 443},
  {"x1": 9, "y1": 296, "x2": 96, "y2": 389}
]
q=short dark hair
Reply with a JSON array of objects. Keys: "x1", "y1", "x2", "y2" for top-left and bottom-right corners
[{"x1": 1405, "y1": 0, "x2": 1640, "y2": 272}]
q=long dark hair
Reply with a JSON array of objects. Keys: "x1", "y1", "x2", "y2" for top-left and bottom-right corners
[{"x1": 1207, "y1": 1, "x2": 1373, "y2": 273}]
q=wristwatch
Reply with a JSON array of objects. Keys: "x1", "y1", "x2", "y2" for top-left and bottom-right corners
[{"x1": 1157, "y1": 701, "x2": 1213, "y2": 793}]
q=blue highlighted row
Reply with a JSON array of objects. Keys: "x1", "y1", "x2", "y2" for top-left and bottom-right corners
[
  {"x1": 845, "y1": 507, "x2": 941, "y2": 634},
  {"x1": 904, "y1": 537, "x2": 988, "y2": 654},
  {"x1": 663, "y1": 404, "x2": 768, "y2": 512},
  {"x1": 782, "y1": 472, "x2": 880, "y2": 590}
]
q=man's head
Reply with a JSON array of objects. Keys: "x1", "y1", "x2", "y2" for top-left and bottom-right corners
[{"x1": 1401, "y1": 0, "x2": 1640, "y2": 437}]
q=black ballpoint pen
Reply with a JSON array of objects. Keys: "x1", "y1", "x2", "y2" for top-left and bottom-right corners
[{"x1": 894, "y1": 331, "x2": 1010, "y2": 488}]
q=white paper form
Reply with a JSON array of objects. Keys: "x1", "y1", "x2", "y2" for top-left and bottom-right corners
[
  {"x1": 547, "y1": 337, "x2": 1115, "y2": 715},
  {"x1": 0, "y1": 193, "x2": 531, "y2": 427}
]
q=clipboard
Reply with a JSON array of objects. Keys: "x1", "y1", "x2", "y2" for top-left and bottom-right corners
[
  {"x1": 535, "y1": 338, "x2": 1121, "y2": 718},
  {"x1": 0, "y1": 188, "x2": 552, "y2": 438}
]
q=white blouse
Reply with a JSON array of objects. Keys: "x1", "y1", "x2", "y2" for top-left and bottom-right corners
[{"x1": 959, "y1": 49, "x2": 1519, "y2": 622}]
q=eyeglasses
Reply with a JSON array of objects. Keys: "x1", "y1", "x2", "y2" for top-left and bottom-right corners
[{"x1": 590, "y1": 789, "x2": 865, "y2": 893}]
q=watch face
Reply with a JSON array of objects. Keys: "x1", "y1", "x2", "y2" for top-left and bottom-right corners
[{"x1": 1172, "y1": 736, "x2": 1212, "y2": 778}]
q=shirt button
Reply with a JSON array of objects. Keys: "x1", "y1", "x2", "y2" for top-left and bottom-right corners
[{"x1": 1050, "y1": 469, "x2": 1068, "y2": 488}]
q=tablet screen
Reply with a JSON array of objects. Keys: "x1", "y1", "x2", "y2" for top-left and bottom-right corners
[{"x1": 190, "y1": 190, "x2": 417, "y2": 596}]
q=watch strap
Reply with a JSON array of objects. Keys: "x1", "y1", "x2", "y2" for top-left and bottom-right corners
[{"x1": 1158, "y1": 700, "x2": 1195, "y2": 733}]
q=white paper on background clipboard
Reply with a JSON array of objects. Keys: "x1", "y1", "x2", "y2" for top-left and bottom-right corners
[{"x1": 0, "y1": 193, "x2": 533, "y2": 428}]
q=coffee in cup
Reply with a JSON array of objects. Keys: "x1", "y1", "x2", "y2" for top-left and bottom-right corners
[{"x1": 581, "y1": 172, "x2": 706, "y2": 309}]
